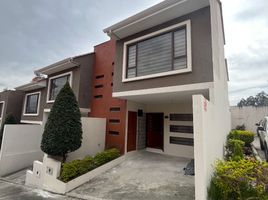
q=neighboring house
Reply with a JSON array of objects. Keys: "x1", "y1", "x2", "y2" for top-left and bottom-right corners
[
  {"x1": 16, "y1": 53, "x2": 94, "y2": 125},
  {"x1": 0, "y1": 90, "x2": 24, "y2": 128},
  {"x1": 103, "y1": 0, "x2": 230, "y2": 199}
]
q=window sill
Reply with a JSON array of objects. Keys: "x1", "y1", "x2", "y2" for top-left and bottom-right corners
[
  {"x1": 46, "y1": 100, "x2": 55, "y2": 104},
  {"x1": 122, "y1": 67, "x2": 192, "y2": 83},
  {"x1": 23, "y1": 113, "x2": 39, "y2": 116}
]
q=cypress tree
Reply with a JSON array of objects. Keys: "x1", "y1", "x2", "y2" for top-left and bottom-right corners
[{"x1": 41, "y1": 82, "x2": 82, "y2": 162}]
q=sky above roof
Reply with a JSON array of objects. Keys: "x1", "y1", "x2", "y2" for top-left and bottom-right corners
[{"x1": 0, "y1": 0, "x2": 267, "y2": 105}]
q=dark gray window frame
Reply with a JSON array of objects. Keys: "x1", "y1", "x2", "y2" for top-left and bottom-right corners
[{"x1": 24, "y1": 92, "x2": 40, "y2": 115}]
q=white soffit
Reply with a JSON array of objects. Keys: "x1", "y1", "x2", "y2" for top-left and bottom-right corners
[
  {"x1": 104, "y1": 0, "x2": 210, "y2": 39},
  {"x1": 15, "y1": 80, "x2": 47, "y2": 92},
  {"x1": 35, "y1": 59, "x2": 79, "y2": 76}
]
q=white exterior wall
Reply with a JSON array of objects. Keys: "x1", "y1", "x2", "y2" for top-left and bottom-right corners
[
  {"x1": 193, "y1": 95, "x2": 214, "y2": 200},
  {"x1": 146, "y1": 103, "x2": 194, "y2": 158},
  {"x1": 67, "y1": 117, "x2": 106, "y2": 161},
  {"x1": 0, "y1": 124, "x2": 43, "y2": 176},
  {"x1": 126, "y1": 101, "x2": 193, "y2": 158},
  {"x1": 231, "y1": 106, "x2": 268, "y2": 132},
  {"x1": 192, "y1": 1, "x2": 231, "y2": 200}
]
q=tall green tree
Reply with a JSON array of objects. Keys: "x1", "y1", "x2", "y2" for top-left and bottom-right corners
[
  {"x1": 0, "y1": 114, "x2": 17, "y2": 148},
  {"x1": 237, "y1": 91, "x2": 268, "y2": 107},
  {"x1": 41, "y1": 82, "x2": 82, "y2": 162}
]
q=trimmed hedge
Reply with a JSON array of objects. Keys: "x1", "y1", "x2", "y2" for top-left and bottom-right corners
[
  {"x1": 208, "y1": 159, "x2": 268, "y2": 200},
  {"x1": 59, "y1": 148, "x2": 120, "y2": 182},
  {"x1": 94, "y1": 148, "x2": 121, "y2": 166},
  {"x1": 225, "y1": 139, "x2": 245, "y2": 161},
  {"x1": 227, "y1": 130, "x2": 254, "y2": 147}
]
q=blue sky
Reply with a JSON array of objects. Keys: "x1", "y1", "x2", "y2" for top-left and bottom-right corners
[{"x1": 0, "y1": 0, "x2": 267, "y2": 105}]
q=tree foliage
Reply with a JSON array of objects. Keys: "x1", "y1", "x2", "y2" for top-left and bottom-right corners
[
  {"x1": 237, "y1": 91, "x2": 268, "y2": 107},
  {"x1": 41, "y1": 82, "x2": 82, "y2": 162}
]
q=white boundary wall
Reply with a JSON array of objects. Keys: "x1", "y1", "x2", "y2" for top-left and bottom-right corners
[
  {"x1": 0, "y1": 124, "x2": 43, "y2": 176},
  {"x1": 231, "y1": 106, "x2": 268, "y2": 132},
  {"x1": 193, "y1": 95, "x2": 230, "y2": 200},
  {"x1": 67, "y1": 117, "x2": 106, "y2": 161}
]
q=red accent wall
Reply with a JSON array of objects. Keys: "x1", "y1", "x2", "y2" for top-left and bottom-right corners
[{"x1": 89, "y1": 40, "x2": 127, "y2": 154}]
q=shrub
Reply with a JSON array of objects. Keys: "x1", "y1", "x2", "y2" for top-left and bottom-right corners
[
  {"x1": 225, "y1": 139, "x2": 245, "y2": 161},
  {"x1": 59, "y1": 157, "x2": 95, "y2": 182},
  {"x1": 208, "y1": 159, "x2": 268, "y2": 200},
  {"x1": 41, "y1": 82, "x2": 82, "y2": 162},
  {"x1": 235, "y1": 124, "x2": 246, "y2": 131},
  {"x1": 94, "y1": 148, "x2": 120, "y2": 166},
  {"x1": 59, "y1": 148, "x2": 120, "y2": 182},
  {"x1": 227, "y1": 130, "x2": 255, "y2": 147}
]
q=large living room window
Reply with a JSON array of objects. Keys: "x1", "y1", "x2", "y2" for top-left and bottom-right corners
[
  {"x1": 24, "y1": 92, "x2": 40, "y2": 116},
  {"x1": 47, "y1": 72, "x2": 72, "y2": 102},
  {"x1": 123, "y1": 20, "x2": 191, "y2": 82}
]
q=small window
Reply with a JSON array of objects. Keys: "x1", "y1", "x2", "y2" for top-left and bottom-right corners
[
  {"x1": 96, "y1": 75, "x2": 104, "y2": 79},
  {"x1": 170, "y1": 125, "x2": 193, "y2": 134},
  {"x1": 110, "y1": 107, "x2": 120, "y2": 112},
  {"x1": 0, "y1": 102, "x2": 4, "y2": 119},
  {"x1": 109, "y1": 119, "x2": 120, "y2": 124},
  {"x1": 95, "y1": 84, "x2": 103, "y2": 88},
  {"x1": 109, "y1": 131, "x2": 119, "y2": 135},
  {"x1": 48, "y1": 73, "x2": 71, "y2": 101},
  {"x1": 170, "y1": 137, "x2": 193, "y2": 146},
  {"x1": 94, "y1": 95, "x2": 103, "y2": 99},
  {"x1": 24, "y1": 92, "x2": 40, "y2": 115}
]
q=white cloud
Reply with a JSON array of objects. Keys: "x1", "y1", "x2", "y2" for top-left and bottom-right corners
[{"x1": 222, "y1": 0, "x2": 268, "y2": 105}]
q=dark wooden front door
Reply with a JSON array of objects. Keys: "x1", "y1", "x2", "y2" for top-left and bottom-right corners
[
  {"x1": 146, "y1": 113, "x2": 164, "y2": 150},
  {"x1": 127, "y1": 111, "x2": 137, "y2": 152}
]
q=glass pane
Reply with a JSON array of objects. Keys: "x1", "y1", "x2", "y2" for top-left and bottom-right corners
[
  {"x1": 49, "y1": 75, "x2": 70, "y2": 101},
  {"x1": 128, "y1": 45, "x2": 136, "y2": 68},
  {"x1": 137, "y1": 32, "x2": 172, "y2": 76},
  {"x1": 0, "y1": 103, "x2": 3, "y2": 118},
  {"x1": 174, "y1": 57, "x2": 187, "y2": 70},
  {"x1": 26, "y1": 94, "x2": 39, "y2": 114},
  {"x1": 127, "y1": 68, "x2": 136, "y2": 78},
  {"x1": 174, "y1": 28, "x2": 186, "y2": 57}
]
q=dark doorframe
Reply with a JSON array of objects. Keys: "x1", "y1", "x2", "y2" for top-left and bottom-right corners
[
  {"x1": 127, "y1": 111, "x2": 137, "y2": 152},
  {"x1": 146, "y1": 113, "x2": 164, "y2": 150}
]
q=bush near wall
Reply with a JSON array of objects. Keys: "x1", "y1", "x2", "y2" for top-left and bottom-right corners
[
  {"x1": 59, "y1": 148, "x2": 120, "y2": 182},
  {"x1": 227, "y1": 130, "x2": 255, "y2": 147},
  {"x1": 208, "y1": 159, "x2": 268, "y2": 200},
  {"x1": 225, "y1": 139, "x2": 245, "y2": 161}
]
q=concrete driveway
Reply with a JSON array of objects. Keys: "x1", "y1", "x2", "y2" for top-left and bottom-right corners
[
  {"x1": 68, "y1": 151, "x2": 195, "y2": 200},
  {"x1": 0, "y1": 179, "x2": 76, "y2": 200}
]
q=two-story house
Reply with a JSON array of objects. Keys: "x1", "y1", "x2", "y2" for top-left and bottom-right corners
[
  {"x1": 102, "y1": 0, "x2": 230, "y2": 198},
  {"x1": 15, "y1": 53, "x2": 94, "y2": 125},
  {"x1": 0, "y1": 90, "x2": 24, "y2": 128}
]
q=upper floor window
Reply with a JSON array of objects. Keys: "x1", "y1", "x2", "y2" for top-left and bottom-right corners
[
  {"x1": 0, "y1": 101, "x2": 4, "y2": 119},
  {"x1": 47, "y1": 72, "x2": 72, "y2": 102},
  {"x1": 24, "y1": 92, "x2": 40, "y2": 116},
  {"x1": 123, "y1": 20, "x2": 191, "y2": 82}
]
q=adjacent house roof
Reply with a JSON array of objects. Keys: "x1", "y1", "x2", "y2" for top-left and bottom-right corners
[
  {"x1": 34, "y1": 53, "x2": 93, "y2": 76},
  {"x1": 34, "y1": 58, "x2": 79, "y2": 76},
  {"x1": 15, "y1": 79, "x2": 47, "y2": 92},
  {"x1": 103, "y1": 0, "x2": 210, "y2": 40}
]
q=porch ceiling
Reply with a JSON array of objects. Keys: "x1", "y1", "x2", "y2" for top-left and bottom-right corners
[{"x1": 121, "y1": 88, "x2": 209, "y2": 104}]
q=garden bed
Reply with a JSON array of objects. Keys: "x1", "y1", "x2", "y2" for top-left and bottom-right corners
[
  {"x1": 42, "y1": 148, "x2": 129, "y2": 194},
  {"x1": 208, "y1": 130, "x2": 268, "y2": 200}
]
